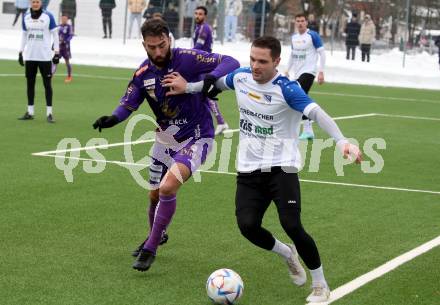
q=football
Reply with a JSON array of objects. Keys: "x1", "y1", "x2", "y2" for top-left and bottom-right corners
[{"x1": 206, "y1": 268, "x2": 244, "y2": 304}]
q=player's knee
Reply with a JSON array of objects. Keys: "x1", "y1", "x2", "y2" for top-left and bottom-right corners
[
  {"x1": 149, "y1": 189, "x2": 159, "y2": 203},
  {"x1": 280, "y1": 216, "x2": 304, "y2": 236},
  {"x1": 159, "y1": 180, "x2": 178, "y2": 196},
  {"x1": 236, "y1": 214, "x2": 261, "y2": 238}
]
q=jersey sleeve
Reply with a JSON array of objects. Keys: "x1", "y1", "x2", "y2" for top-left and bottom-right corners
[
  {"x1": 309, "y1": 30, "x2": 323, "y2": 49},
  {"x1": 178, "y1": 49, "x2": 240, "y2": 80},
  {"x1": 279, "y1": 80, "x2": 318, "y2": 114},
  {"x1": 225, "y1": 67, "x2": 252, "y2": 89},
  {"x1": 47, "y1": 12, "x2": 57, "y2": 30},
  {"x1": 22, "y1": 13, "x2": 27, "y2": 31},
  {"x1": 120, "y1": 76, "x2": 146, "y2": 112}
]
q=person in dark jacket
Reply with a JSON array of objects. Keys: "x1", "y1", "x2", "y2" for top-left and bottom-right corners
[
  {"x1": 253, "y1": 0, "x2": 270, "y2": 39},
  {"x1": 61, "y1": 0, "x2": 76, "y2": 33},
  {"x1": 99, "y1": 0, "x2": 116, "y2": 38},
  {"x1": 344, "y1": 13, "x2": 361, "y2": 60}
]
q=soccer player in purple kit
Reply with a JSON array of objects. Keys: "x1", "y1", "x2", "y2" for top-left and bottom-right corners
[
  {"x1": 92, "y1": 18, "x2": 239, "y2": 271},
  {"x1": 193, "y1": 6, "x2": 230, "y2": 136},
  {"x1": 53, "y1": 15, "x2": 73, "y2": 83}
]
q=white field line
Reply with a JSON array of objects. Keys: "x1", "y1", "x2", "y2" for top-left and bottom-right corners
[
  {"x1": 376, "y1": 113, "x2": 440, "y2": 121},
  {"x1": 1, "y1": 73, "x2": 439, "y2": 104},
  {"x1": 0, "y1": 73, "x2": 128, "y2": 80},
  {"x1": 306, "y1": 235, "x2": 440, "y2": 305},
  {"x1": 31, "y1": 153, "x2": 440, "y2": 196},
  {"x1": 37, "y1": 154, "x2": 150, "y2": 169},
  {"x1": 31, "y1": 113, "x2": 377, "y2": 156},
  {"x1": 299, "y1": 179, "x2": 440, "y2": 195},
  {"x1": 32, "y1": 138, "x2": 156, "y2": 156},
  {"x1": 313, "y1": 91, "x2": 440, "y2": 104}
]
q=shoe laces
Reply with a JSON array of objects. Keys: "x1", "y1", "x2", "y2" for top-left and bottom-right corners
[
  {"x1": 286, "y1": 256, "x2": 300, "y2": 275},
  {"x1": 311, "y1": 283, "x2": 326, "y2": 296}
]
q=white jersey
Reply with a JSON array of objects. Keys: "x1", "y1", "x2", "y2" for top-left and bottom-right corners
[
  {"x1": 21, "y1": 10, "x2": 58, "y2": 61},
  {"x1": 289, "y1": 29, "x2": 323, "y2": 77},
  {"x1": 224, "y1": 68, "x2": 318, "y2": 172}
]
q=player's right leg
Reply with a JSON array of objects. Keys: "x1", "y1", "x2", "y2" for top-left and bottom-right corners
[
  {"x1": 19, "y1": 61, "x2": 38, "y2": 120},
  {"x1": 297, "y1": 73, "x2": 316, "y2": 140},
  {"x1": 271, "y1": 168, "x2": 330, "y2": 302},
  {"x1": 132, "y1": 162, "x2": 191, "y2": 271},
  {"x1": 131, "y1": 159, "x2": 169, "y2": 258}
]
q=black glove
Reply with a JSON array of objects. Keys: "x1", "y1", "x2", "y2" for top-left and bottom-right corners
[
  {"x1": 18, "y1": 52, "x2": 24, "y2": 66},
  {"x1": 202, "y1": 74, "x2": 217, "y2": 96},
  {"x1": 206, "y1": 87, "x2": 222, "y2": 100},
  {"x1": 93, "y1": 115, "x2": 119, "y2": 132},
  {"x1": 52, "y1": 53, "x2": 60, "y2": 64}
]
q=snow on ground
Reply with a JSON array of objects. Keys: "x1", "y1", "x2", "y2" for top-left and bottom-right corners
[{"x1": 1, "y1": 29, "x2": 439, "y2": 90}]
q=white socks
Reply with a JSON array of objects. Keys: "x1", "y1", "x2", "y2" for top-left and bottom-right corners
[
  {"x1": 46, "y1": 106, "x2": 52, "y2": 116},
  {"x1": 310, "y1": 265, "x2": 328, "y2": 286},
  {"x1": 27, "y1": 105, "x2": 34, "y2": 115},
  {"x1": 303, "y1": 119, "x2": 313, "y2": 134},
  {"x1": 271, "y1": 239, "x2": 292, "y2": 259}
]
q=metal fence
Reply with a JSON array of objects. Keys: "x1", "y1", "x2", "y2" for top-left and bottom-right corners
[{"x1": 1, "y1": 0, "x2": 438, "y2": 55}]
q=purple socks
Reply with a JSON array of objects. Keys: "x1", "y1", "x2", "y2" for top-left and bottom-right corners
[
  {"x1": 66, "y1": 63, "x2": 72, "y2": 77},
  {"x1": 143, "y1": 194, "x2": 176, "y2": 255},
  {"x1": 148, "y1": 200, "x2": 159, "y2": 230},
  {"x1": 208, "y1": 99, "x2": 225, "y2": 125}
]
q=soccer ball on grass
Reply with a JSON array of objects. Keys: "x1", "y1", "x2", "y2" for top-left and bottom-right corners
[{"x1": 206, "y1": 268, "x2": 244, "y2": 304}]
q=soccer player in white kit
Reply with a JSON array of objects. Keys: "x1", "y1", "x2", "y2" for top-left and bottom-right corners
[
  {"x1": 18, "y1": 0, "x2": 59, "y2": 123},
  {"x1": 163, "y1": 36, "x2": 362, "y2": 303},
  {"x1": 285, "y1": 13, "x2": 326, "y2": 140}
]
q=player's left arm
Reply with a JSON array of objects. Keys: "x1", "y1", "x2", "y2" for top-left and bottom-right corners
[
  {"x1": 48, "y1": 12, "x2": 59, "y2": 54},
  {"x1": 311, "y1": 31, "x2": 325, "y2": 84},
  {"x1": 283, "y1": 82, "x2": 362, "y2": 163}
]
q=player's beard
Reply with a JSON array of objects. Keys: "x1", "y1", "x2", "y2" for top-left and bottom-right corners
[{"x1": 148, "y1": 48, "x2": 172, "y2": 69}]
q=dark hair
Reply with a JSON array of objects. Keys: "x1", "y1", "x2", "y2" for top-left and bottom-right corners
[
  {"x1": 295, "y1": 13, "x2": 307, "y2": 20},
  {"x1": 252, "y1": 36, "x2": 281, "y2": 59},
  {"x1": 196, "y1": 6, "x2": 208, "y2": 15},
  {"x1": 141, "y1": 18, "x2": 170, "y2": 39}
]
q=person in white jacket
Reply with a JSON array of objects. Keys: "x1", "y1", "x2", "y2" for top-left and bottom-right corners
[
  {"x1": 359, "y1": 14, "x2": 376, "y2": 62},
  {"x1": 18, "y1": 0, "x2": 59, "y2": 123},
  {"x1": 224, "y1": 0, "x2": 242, "y2": 42}
]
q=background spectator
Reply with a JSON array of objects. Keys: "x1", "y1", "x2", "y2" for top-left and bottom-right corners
[
  {"x1": 308, "y1": 14, "x2": 319, "y2": 33},
  {"x1": 253, "y1": 0, "x2": 270, "y2": 39},
  {"x1": 359, "y1": 14, "x2": 376, "y2": 62},
  {"x1": 205, "y1": 0, "x2": 217, "y2": 29},
  {"x1": 344, "y1": 13, "x2": 360, "y2": 60},
  {"x1": 99, "y1": 0, "x2": 116, "y2": 39},
  {"x1": 12, "y1": 0, "x2": 29, "y2": 27},
  {"x1": 60, "y1": 0, "x2": 76, "y2": 33},
  {"x1": 128, "y1": 0, "x2": 146, "y2": 39},
  {"x1": 42, "y1": 0, "x2": 50, "y2": 9},
  {"x1": 224, "y1": 0, "x2": 242, "y2": 42}
]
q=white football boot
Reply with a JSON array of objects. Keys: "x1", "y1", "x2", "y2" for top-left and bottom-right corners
[
  {"x1": 306, "y1": 282, "x2": 330, "y2": 303},
  {"x1": 285, "y1": 244, "x2": 307, "y2": 286}
]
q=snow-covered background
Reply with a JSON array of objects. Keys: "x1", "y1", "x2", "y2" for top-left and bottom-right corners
[{"x1": 1, "y1": 29, "x2": 439, "y2": 90}]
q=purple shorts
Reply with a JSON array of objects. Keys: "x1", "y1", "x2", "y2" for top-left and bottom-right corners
[
  {"x1": 59, "y1": 44, "x2": 71, "y2": 59},
  {"x1": 148, "y1": 136, "x2": 213, "y2": 188}
]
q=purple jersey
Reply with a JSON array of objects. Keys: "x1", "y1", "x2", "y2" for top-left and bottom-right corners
[
  {"x1": 59, "y1": 24, "x2": 73, "y2": 45},
  {"x1": 59, "y1": 24, "x2": 73, "y2": 59},
  {"x1": 113, "y1": 48, "x2": 239, "y2": 141},
  {"x1": 193, "y1": 23, "x2": 213, "y2": 53}
]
